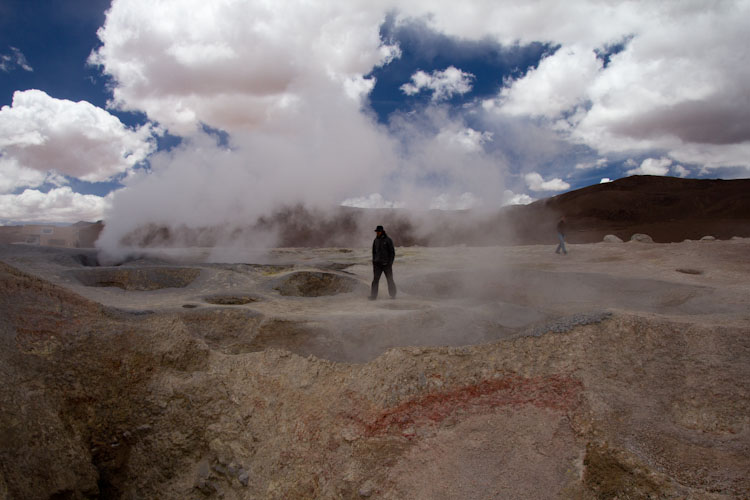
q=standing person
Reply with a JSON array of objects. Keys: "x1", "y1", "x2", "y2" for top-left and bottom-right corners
[
  {"x1": 370, "y1": 225, "x2": 396, "y2": 300},
  {"x1": 555, "y1": 216, "x2": 568, "y2": 255}
]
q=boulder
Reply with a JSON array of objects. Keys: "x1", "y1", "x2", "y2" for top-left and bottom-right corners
[
  {"x1": 700, "y1": 235, "x2": 716, "y2": 241},
  {"x1": 630, "y1": 233, "x2": 653, "y2": 243},
  {"x1": 603, "y1": 234, "x2": 623, "y2": 243}
]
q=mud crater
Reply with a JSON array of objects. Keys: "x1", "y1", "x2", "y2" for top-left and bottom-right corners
[
  {"x1": 274, "y1": 271, "x2": 361, "y2": 297},
  {"x1": 71, "y1": 267, "x2": 201, "y2": 291}
]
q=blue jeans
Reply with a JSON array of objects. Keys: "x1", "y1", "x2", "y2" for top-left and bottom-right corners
[{"x1": 555, "y1": 233, "x2": 567, "y2": 254}]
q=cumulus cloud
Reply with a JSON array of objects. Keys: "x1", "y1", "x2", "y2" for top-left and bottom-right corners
[
  {"x1": 626, "y1": 157, "x2": 672, "y2": 176},
  {"x1": 502, "y1": 190, "x2": 534, "y2": 206},
  {"x1": 392, "y1": 1, "x2": 630, "y2": 48},
  {"x1": 90, "y1": 0, "x2": 399, "y2": 135},
  {"x1": 672, "y1": 164, "x2": 689, "y2": 178},
  {"x1": 435, "y1": 127, "x2": 492, "y2": 153},
  {"x1": 479, "y1": 1, "x2": 750, "y2": 171},
  {"x1": 0, "y1": 158, "x2": 48, "y2": 194},
  {"x1": 400, "y1": 66, "x2": 475, "y2": 101},
  {"x1": 575, "y1": 3, "x2": 750, "y2": 158},
  {"x1": 497, "y1": 46, "x2": 601, "y2": 118},
  {"x1": 600, "y1": 177, "x2": 612, "y2": 183},
  {"x1": 0, "y1": 90, "x2": 156, "y2": 192},
  {"x1": 0, "y1": 46, "x2": 33, "y2": 72},
  {"x1": 343, "y1": 75, "x2": 377, "y2": 101},
  {"x1": 0, "y1": 187, "x2": 112, "y2": 223},
  {"x1": 525, "y1": 172, "x2": 570, "y2": 192}
]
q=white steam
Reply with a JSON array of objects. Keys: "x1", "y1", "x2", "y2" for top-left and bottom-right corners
[{"x1": 1, "y1": 0, "x2": 744, "y2": 251}]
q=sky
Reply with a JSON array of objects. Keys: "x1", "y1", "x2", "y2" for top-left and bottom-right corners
[{"x1": 1, "y1": 1, "x2": 749, "y2": 239}]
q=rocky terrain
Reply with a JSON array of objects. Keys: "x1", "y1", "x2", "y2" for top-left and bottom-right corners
[{"x1": 1, "y1": 234, "x2": 749, "y2": 499}]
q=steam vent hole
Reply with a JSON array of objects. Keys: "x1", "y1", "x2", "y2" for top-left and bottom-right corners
[
  {"x1": 275, "y1": 271, "x2": 359, "y2": 297},
  {"x1": 72, "y1": 267, "x2": 201, "y2": 291}
]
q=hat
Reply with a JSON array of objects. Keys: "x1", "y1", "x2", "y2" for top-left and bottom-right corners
[{"x1": 374, "y1": 225, "x2": 384, "y2": 232}]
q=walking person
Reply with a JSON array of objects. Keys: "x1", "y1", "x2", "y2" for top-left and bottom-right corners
[
  {"x1": 370, "y1": 225, "x2": 396, "y2": 300},
  {"x1": 555, "y1": 216, "x2": 568, "y2": 255}
]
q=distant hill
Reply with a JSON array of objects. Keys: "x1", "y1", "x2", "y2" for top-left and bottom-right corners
[
  {"x1": 349, "y1": 176, "x2": 750, "y2": 246},
  {"x1": 528, "y1": 175, "x2": 750, "y2": 244},
  {"x1": 113, "y1": 176, "x2": 750, "y2": 250},
  {"x1": 0, "y1": 221, "x2": 103, "y2": 248}
]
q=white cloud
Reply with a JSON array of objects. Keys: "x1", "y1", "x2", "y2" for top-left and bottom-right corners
[
  {"x1": 476, "y1": 1, "x2": 750, "y2": 171},
  {"x1": 90, "y1": 0, "x2": 750, "y2": 165},
  {"x1": 0, "y1": 187, "x2": 112, "y2": 223},
  {"x1": 90, "y1": 0, "x2": 399, "y2": 135},
  {"x1": 394, "y1": 1, "x2": 644, "y2": 47},
  {"x1": 400, "y1": 66, "x2": 475, "y2": 101},
  {"x1": 600, "y1": 177, "x2": 612, "y2": 184},
  {"x1": 0, "y1": 47, "x2": 33, "y2": 72},
  {"x1": 667, "y1": 142, "x2": 750, "y2": 174},
  {"x1": 435, "y1": 127, "x2": 492, "y2": 153},
  {"x1": 672, "y1": 164, "x2": 689, "y2": 178},
  {"x1": 342, "y1": 75, "x2": 377, "y2": 101},
  {"x1": 576, "y1": 5, "x2": 750, "y2": 152},
  {"x1": 575, "y1": 158, "x2": 608, "y2": 170},
  {"x1": 524, "y1": 172, "x2": 571, "y2": 192},
  {"x1": 498, "y1": 45, "x2": 602, "y2": 118},
  {"x1": 0, "y1": 90, "x2": 156, "y2": 192},
  {"x1": 502, "y1": 189, "x2": 534, "y2": 206},
  {"x1": 341, "y1": 193, "x2": 405, "y2": 209},
  {"x1": 626, "y1": 157, "x2": 672, "y2": 176},
  {"x1": 379, "y1": 43, "x2": 403, "y2": 66},
  {"x1": 0, "y1": 157, "x2": 48, "y2": 194}
]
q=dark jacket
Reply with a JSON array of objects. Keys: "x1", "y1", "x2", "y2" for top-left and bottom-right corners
[
  {"x1": 372, "y1": 233, "x2": 395, "y2": 265},
  {"x1": 557, "y1": 220, "x2": 566, "y2": 236}
]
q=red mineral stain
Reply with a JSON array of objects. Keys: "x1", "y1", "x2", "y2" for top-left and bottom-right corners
[{"x1": 362, "y1": 375, "x2": 582, "y2": 437}]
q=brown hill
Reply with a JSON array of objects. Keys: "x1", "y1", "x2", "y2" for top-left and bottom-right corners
[
  {"x1": 533, "y1": 175, "x2": 750, "y2": 244},
  {"x1": 329, "y1": 176, "x2": 750, "y2": 246}
]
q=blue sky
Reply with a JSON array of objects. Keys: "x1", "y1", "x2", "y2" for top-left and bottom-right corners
[{"x1": 1, "y1": 0, "x2": 749, "y2": 231}]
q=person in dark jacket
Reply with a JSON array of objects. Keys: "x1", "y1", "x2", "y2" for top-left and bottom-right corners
[
  {"x1": 370, "y1": 225, "x2": 396, "y2": 300},
  {"x1": 555, "y1": 216, "x2": 568, "y2": 255}
]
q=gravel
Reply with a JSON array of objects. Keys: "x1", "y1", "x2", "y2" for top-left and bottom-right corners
[{"x1": 521, "y1": 311, "x2": 613, "y2": 338}]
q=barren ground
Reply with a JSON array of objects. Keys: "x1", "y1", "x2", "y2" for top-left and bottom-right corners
[{"x1": 1, "y1": 239, "x2": 749, "y2": 499}]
